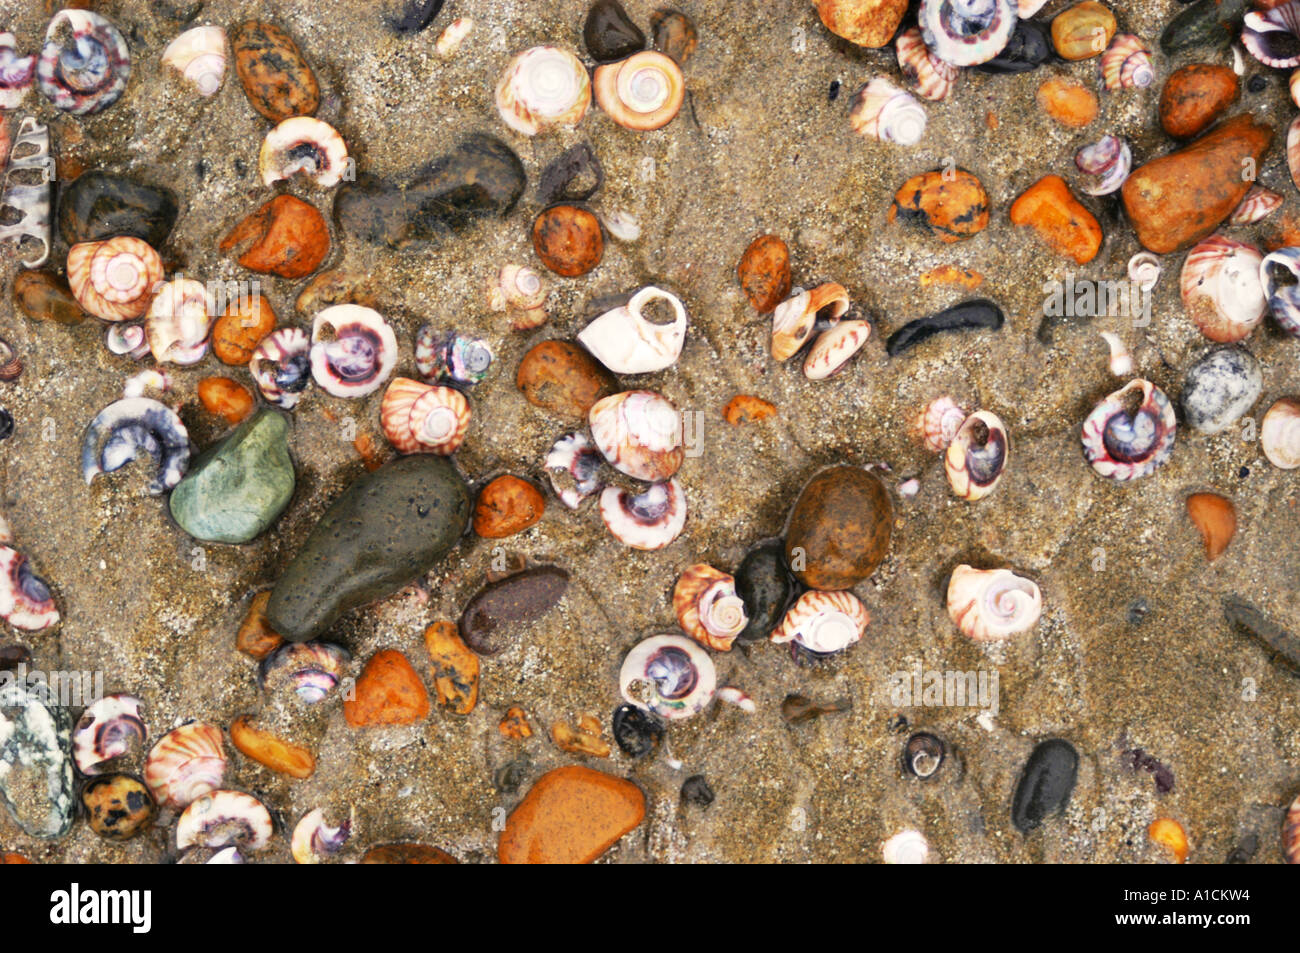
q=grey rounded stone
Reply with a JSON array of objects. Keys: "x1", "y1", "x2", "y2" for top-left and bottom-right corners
[{"x1": 1180, "y1": 346, "x2": 1262, "y2": 434}]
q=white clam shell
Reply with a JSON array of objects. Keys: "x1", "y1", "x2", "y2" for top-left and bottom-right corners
[
  {"x1": 946, "y1": 565, "x2": 1042, "y2": 642},
  {"x1": 578, "y1": 286, "x2": 687, "y2": 375},
  {"x1": 1262, "y1": 397, "x2": 1300, "y2": 470}
]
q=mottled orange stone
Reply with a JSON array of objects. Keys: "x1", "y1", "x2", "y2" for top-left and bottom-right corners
[
  {"x1": 220, "y1": 194, "x2": 329, "y2": 279},
  {"x1": 1010, "y1": 175, "x2": 1103, "y2": 265},
  {"x1": 499, "y1": 706, "x2": 533, "y2": 739},
  {"x1": 211, "y1": 294, "x2": 276, "y2": 365},
  {"x1": 737, "y1": 234, "x2": 792, "y2": 313},
  {"x1": 423, "y1": 621, "x2": 479, "y2": 715},
  {"x1": 889, "y1": 169, "x2": 990, "y2": 242},
  {"x1": 498, "y1": 765, "x2": 646, "y2": 864},
  {"x1": 1159, "y1": 64, "x2": 1239, "y2": 140},
  {"x1": 198, "y1": 377, "x2": 254, "y2": 425},
  {"x1": 723, "y1": 394, "x2": 777, "y2": 425},
  {"x1": 343, "y1": 649, "x2": 430, "y2": 727},
  {"x1": 919, "y1": 265, "x2": 984, "y2": 290},
  {"x1": 1148, "y1": 817, "x2": 1189, "y2": 863}
]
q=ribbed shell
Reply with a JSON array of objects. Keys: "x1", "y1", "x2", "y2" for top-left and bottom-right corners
[
  {"x1": 896, "y1": 27, "x2": 958, "y2": 102},
  {"x1": 946, "y1": 565, "x2": 1042, "y2": 641},
  {"x1": 494, "y1": 46, "x2": 591, "y2": 135},
  {"x1": 1228, "y1": 186, "x2": 1282, "y2": 226},
  {"x1": 917, "y1": 396, "x2": 968, "y2": 452},
  {"x1": 176, "y1": 790, "x2": 273, "y2": 851},
  {"x1": 588, "y1": 390, "x2": 684, "y2": 481},
  {"x1": 1100, "y1": 34, "x2": 1153, "y2": 91},
  {"x1": 1179, "y1": 235, "x2": 1265, "y2": 343},
  {"x1": 67, "y1": 237, "x2": 163, "y2": 322},
  {"x1": 849, "y1": 76, "x2": 927, "y2": 145},
  {"x1": 144, "y1": 722, "x2": 226, "y2": 810},
  {"x1": 770, "y1": 589, "x2": 869, "y2": 654},
  {"x1": 380, "y1": 377, "x2": 471, "y2": 455},
  {"x1": 672, "y1": 564, "x2": 747, "y2": 651}
]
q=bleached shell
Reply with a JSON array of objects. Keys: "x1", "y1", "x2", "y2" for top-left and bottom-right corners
[
  {"x1": 488, "y1": 263, "x2": 548, "y2": 312},
  {"x1": 249, "y1": 327, "x2": 310, "y2": 409},
  {"x1": 1179, "y1": 236, "x2": 1265, "y2": 343},
  {"x1": 1017, "y1": 0, "x2": 1049, "y2": 16},
  {"x1": 177, "y1": 790, "x2": 273, "y2": 852},
  {"x1": 380, "y1": 377, "x2": 471, "y2": 455},
  {"x1": 803, "y1": 320, "x2": 870, "y2": 380},
  {"x1": 944, "y1": 410, "x2": 1009, "y2": 500},
  {"x1": 919, "y1": 0, "x2": 1018, "y2": 67},
  {"x1": 1099, "y1": 332, "x2": 1132, "y2": 377},
  {"x1": 147, "y1": 278, "x2": 213, "y2": 365},
  {"x1": 1228, "y1": 186, "x2": 1283, "y2": 226},
  {"x1": 883, "y1": 829, "x2": 930, "y2": 864},
  {"x1": 0, "y1": 545, "x2": 59, "y2": 631},
  {"x1": 435, "y1": 17, "x2": 474, "y2": 57},
  {"x1": 946, "y1": 564, "x2": 1042, "y2": 641},
  {"x1": 770, "y1": 589, "x2": 869, "y2": 655},
  {"x1": 545, "y1": 432, "x2": 603, "y2": 509},
  {"x1": 849, "y1": 76, "x2": 926, "y2": 146},
  {"x1": 1081, "y1": 379, "x2": 1177, "y2": 481},
  {"x1": 1261, "y1": 397, "x2": 1300, "y2": 469},
  {"x1": 0, "y1": 32, "x2": 36, "y2": 110},
  {"x1": 123, "y1": 368, "x2": 171, "y2": 399},
  {"x1": 593, "y1": 51, "x2": 685, "y2": 131},
  {"x1": 917, "y1": 396, "x2": 968, "y2": 452},
  {"x1": 1128, "y1": 251, "x2": 1162, "y2": 291},
  {"x1": 1260, "y1": 247, "x2": 1300, "y2": 337},
  {"x1": 673, "y1": 564, "x2": 747, "y2": 651},
  {"x1": 619, "y1": 633, "x2": 716, "y2": 720},
  {"x1": 588, "y1": 390, "x2": 683, "y2": 481},
  {"x1": 494, "y1": 46, "x2": 591, "y2": 136},
  {"x1": 771, "y1": 283, "x2": 850, "y2": 361},
  {"x1": 259, "y1": 116, "x2": 349, "y2": 188},
  {"x1": 1243, "y1": 4, "x2": 1300, "y2": 69},
  {"x1": 600, "y1": 478, "x2": 687, "y2": 550},
  {"x1": 106, "y1": 323, "x2": 149, "y2": 359},
  {"x1": 292, "y1": 807, "x2": 352, "y2": 864},
  {"x1": 309, "y1": 305, "x2": 397, "y2": 398},
  {"x1": 896, "y1": 27, "x2": 958, "y2": 102},
  {"x1": 1100, "y1": 34, "x2": 1153, "y2": 91},
  {"x1": 161, "y1": 25, "x2": 226, "y2": 96},
  {"x1": 72, "y1": 693, "x2": 146, "y2": 776},
  {"x1": 67, "y1": 237, "x2": 163, "y2": 322},
  {"x1": 578, "y1": 286, "x2": 687, "y2": 374},
  {"x1": 144, "y1": 722, "x2": 226, "y2": 811},
  {"x1": 603, "y1": 209, "x2": 642, "y2": 242}
]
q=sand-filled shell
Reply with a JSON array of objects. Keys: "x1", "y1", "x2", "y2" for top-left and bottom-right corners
[
  {"x1": 771, "y1": 283, "x2": 850, "y2": 361},
  {"x1": 37, "y1": 10, "x2": 130, "y2": 115},
  {"x1": 309, "y1": 305, "x2": 397, "y2": 398},
  {"x1": 1081, "y1": 379, "x2": 1176, "y2": 481},
  {"x1": 945, "y1": 410, "x2": 1009, "y2": 500},
  {"x1": 144, "y1": 722, "x2": 226, "y2": 811},
  {"x1": 771, "y1": 589, "x2": 869, "y2": 656},
  {"x1": 593, "y1": 50, "x2": 685, "y2": 130},
  {"x1": 1179, "y1": 235, "x2": 1265, "y2": 343},
  {"x1": 162, "y1": 25, "x2": 227, "y2": 97},
  {"x1": 259, "y1": 117, "x2": 349, "y2": 188},
  {"x1": 619, "y1": 633, "x2": 715, "y2": 720},
  {"x1": 673, "y1": 564, "x2": 747, "y2": 652},
  {"x1": 849, "y1": 76, "x2": 926, "y2": 145},
  {"x1": 588, "y1": 390, "x2": 683, "y2": 481},
  {"x1": 67, "y1": 237, "x2": 163, "y2": 323},
  {"x1": 380, "y1": 377, "x2": 471, "y2": 455},
  {"x1": 888, "y1": 168, "x2": 990, "y2": 243},
  {"x1": 495, "y1": 46, "x2": 591, "y2": 136},
  {"x1": 1262, "y1": 397, "x2": 1300, "y2": 469},
  {"x1": 232, "y1": 21, "x2": 319, "y2": 121},
  {"x1": 249, "y1": 328, "x2": 311, "y2": 409},
  {"x1": 946, "y1": 565, "x2": 1042, "y2": 641},
  {"x1": 176, "y1": 790, "x2": 273, "y2": 852}
]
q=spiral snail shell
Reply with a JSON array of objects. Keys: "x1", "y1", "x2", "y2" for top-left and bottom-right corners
[
  {"x1": 944, "y1": 410, "x2": 1009, "y2": 501},
  {"x1": 592, "y1": 50, "x2": 685, "y2": 131},
  {"x1": 672, "y1": 564, "x2": 748, "y2": 652},
  {"x1": 146, "y1": 277, "x2": 213, "y2": 365},
  {"x1": 916, "y1": 396, "x2": 968, "y2": 452},
  {"x1": 588, "y1": 390, "x2": 683, "y2": 482},
  {"x1": 494, "y1": 46, "x2": 591, "y2": 136},
  {"x1": 309, "y1": 305, "x2": 397, "y2": 399},
  {"x1": 1180, "y1": 235, "x2": 1265, "y2": 344},
  {"x1": 771, "y1": 589, "x2": 869, "y2": 657},
  {"x1": 619, "y1": 633, "x2": 716, "y2": 720},
  {"x1": 946, "y1": 564, "x2": 1042, "y2": 642},
  {"x1": 600, "y1": 478, "x2": 687, "y2": 550},
  {"x1": 771, "y1": 283, "x2": 850, "y2": 361},
  {"x1": 896, "y1": 26, "x2": 959, "y2": 102},
  {"x1": 161, "y1": 25, "x2": 226, "y2": 97},
  {"x1": 380, "y1": 377, "x2": 471, "y2": 456},
  {"x1": 919, "y1": 0, "x2": 1018, "y2": 67},
  {"x1": 1261, "y1": 397, "x2": 1300, "y2": 470},
  {"x1": 1099, "y1": 33, "x2": 1153, "y2": 91},
  {"x1": 849, "y1": 77, "x2": 927, "y2": 146},
  {"x1": 249, "y1": 328, "x2": 311, "y2": 409},
  {"x1": 143, "y1": 722, "x2": 226, "y2": 811},
  {"x1": 37, "y1": 9, "x2": 130, "y2": 115},
  {"x1": 67, "y1": 237, "x2": 164, "y2": 323},
  {"x1": 1081, "y1": 379, "x2": 1176, "y2": 481}
]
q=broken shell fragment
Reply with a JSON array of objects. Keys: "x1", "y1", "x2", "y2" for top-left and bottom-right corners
[
  {"x1": 897, "y1": 26, "x2": 959, "y2": 101},
  {"x1": 72, "y1": 693, "x2": 145, "y2": 776},
  {"x1": 292, "y1": 807, "x2": 352, "y2": 864},
  {"x1": 1186, "y1": 492, "x2": 1236, "y2": 561},
  {"x1": 771, "y1": 589, "x2": 870, "y2": 658},
  {"x1": 1261, "y1": 397, "x2": 1300, "y2": 469},
  {"x1": 176, "y1": 790, "x2": 273, "y2": 852},
  {"x1": 495, "y1": 46, "x2": 591, "y2": 136},
  {"x1": 147, "y1": 278, "x2": 213, "y2": 365},
  {"x1": 436, "y1": 18, "x2": 474, "y2": 57},
  {"x1": 36, "y1": 10, "x2": 130, "y2": 115},
  {"x1": 249, "y1": 327, "x2": 311, "y2": 409},
  {"x1": 162, "y1": 25, "x2": 227, "y2": 97},
  {"x1": 309, "y1": 305, "x2": 397, "y2": 398},
  {"x1": 944, "y1": 410, "x2": 1009, "y2": 500},
  {"x1": 849, "y1": 76, "x2": 926, "y2": 145},
  {"x1": 803, "y1": 320, "x2": 871, "y2": 380},
  {"x1": 1243, "y1": 3, "x2": 1300, "y2": 69},
  {"x1": 80, "y1": 397, "x2": 190, "y2": 495},
  {"x1": 1099, "y1": 332, "x2": 1132, "y2": 377},
  {"x1": 1228, "y1": 186, "x2": 1283, "y2": 226},
  {"x1": 588, "y1": 390, "x2": 683, "y2": 481},
  {"x1": 380, "y1": 377, "x2": 471, "y2": 455},
  {"x1": 1259, "y1": 247, "x2": 1300, "y2": 338},
  {"x1": 0, "y1": 117, "x2": 53, "y2": 269},
  {"x1": 545, "y1": 432, "x2": 603, "y2": 509},
  {"x1": 771, "y1": 283, "x2": 850, "y2": 361},
  {"x1": 67, "y1": 237, "x2": 163, "y2": 323},
  {"x1": 1081, "y1": 379, "x2": 1176, "y2": 481},
  {"x1": 578, "y1": 286, "x2": 687, "y2": 374},
  {"x1": 258, "y1": 641, "x2": 350, "y2": 703},
  {"x1": 1075, "y1": 135, "x2": 1131, "y2": 196},
  {"x1": 260, "y1": 116, "x2": 349, "y2": 188},
  {"x1": 144, "y1": 722, "x2": 226, "y2": 811},
  {"x1": 1180, "y1": 235, "x2": 1265, "y2": 344},
  {"x1": 593, "y1": 50, "x2": 685, "y2": 130},
  {"x1": 600, "y1": 477, "x2": 687, "y2": 550},
  {"x1": 619, "y1": 633, "x2": 716, "y2": 720},
  {"x1": 0, "y1": 545, "x2": 59, "y2": 631},
  {"x1": 673, "y1": 564, "x2": 748, "y2": 652},
  {"x1": 946, "y1": 565, "x2": 1042, "y2": 641}
]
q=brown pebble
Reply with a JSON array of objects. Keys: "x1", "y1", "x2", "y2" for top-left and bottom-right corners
[
  {"x1": 353, "y1": 433, "x2": 387, "y2": 471},
  {"x1": 784, "y1": 465, "x2": 893, "y2": 591},
  {"x1": 650, "y1": 8, "x2": 698, "y2": 64},
  {"x1": 211, "y1": 293, "x2": 276, "y2": 365},
  {"x1": 1186, "y1": 492, "x2": 1236, "y2": 561},
  {"x1": 220, "y1": 194, "x2": 330, "y2": 280},
  {"x1": 516, "y1": 339, "x2": 618, "y2": 418},
  {"x1": 736, "y1": 234, "x2": 792, "y2": 313},
  {"x1": 1051, "y1": 1, "x2": 1116, "y2": 61},
  {"x1": 474, "y1": 475, "x2": 546, "y2": 538},
  {"x1": 722, "y1": 394, "x2": 777, "y2": 425},
  {"x1": 500, "y1": 706, "x2": 533, "y2": 739},
  {"x1": 498, "y1": 765, "x2": 646, "y2": 864},
  {"x1": 235, "y1": 591, "x2": 282, "y2": 659},
  {"x1": 231, "y1": 21, "x2": 320, "y2": 122},
  {"x1": 198, "y1": 376, "x2": 255, "y2": 425},
  {"x1": 459, "y1": 566, "x2": 570, "y2": 657},
  {"x1": 423, "y1": 621, "x2": 479, "y2": 715},
  {"x1": 532, "y1": 205, "x2": 603, "y2": 277},
  {"x1": 229, "y1": 714, "x2": 315, "y2": 779},
  {"x1": 295, "y1": 269, "x2": 379, "y2": 314},
  {"x1": 343, "y1": 649, "x2": 430, "y2": 727},
  {"x1": 888, "y1": 169, "x2": 990, "y2": 243},
  {"x1": 362, "y1": 843, "x2": 459, "y2": 864},
  {"x1": 1159, "y1": 64, "x2": 1240, "y2": 140},
  {"x1": 13, "y1": 271, "x2": 86, "y2": 325}
]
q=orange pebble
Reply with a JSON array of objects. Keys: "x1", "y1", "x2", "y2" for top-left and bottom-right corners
[
  {"x1": 499, "y1": 706, "x2": 533, "y2": 739},
  {"x1": 211, "y1": 293, "x2": 276, "y2": 365},
  {"x1": 474, "y1": 475, "x2": 546, "y2": 538},
  {"x1": 550, "y1": 718, "x2": 611, "y2": 758},
  {"x1": 235, "y1": 590, "x2": 282, "y2": 659},
  {"x1": 1186, "y1": 492, "x2": 1236, "y2": 561},
  {"x1": 343, "y1": 649, "x2": 430, "y2": 727},
  {"x1": 985, "y1": 111, "x2": 999, "y2": 131},
  {"x1": 919, "y1": 265, "x2": 984, "y2": 290},
  {"x1": 229, "y1": 714, "x2": 315, "y2": 779},
  {"x1": 1010, "y1": 175, "x2": 1103, "y2": 265},
  {"x1": 1148, "y1": 817, "x2": 1188, "y2": 863},
  {"x1": 198, "y1": 376, "x2": 255, "y2": 425},
  {"x1": 723, "y1": 394, "x2": 777, "y2": 425},
  {"x1": 353, "y1": 433, "x2": 387, "y2": 471},
  {"x1": 1036, "y1": 76, "x2": 1098, "y2": 128}
]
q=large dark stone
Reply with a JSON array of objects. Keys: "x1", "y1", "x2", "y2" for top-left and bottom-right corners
[
  {"x1": 58, "y1": 171, "x2": 179, "y2": 248},
  {"x1": 1011, "y1": 739, "x2": 1079, "y2": 834}
]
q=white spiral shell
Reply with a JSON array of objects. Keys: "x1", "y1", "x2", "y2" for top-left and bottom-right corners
[
  {"x1": 494, "y1": 46, "x2": 591, "y2": 136},
  {"x1": 946, "y1": 564, "x2": 1042, "y2": 641},
  {"x1": 850, "y1": 76, "x2": 927, "y2": 146}
]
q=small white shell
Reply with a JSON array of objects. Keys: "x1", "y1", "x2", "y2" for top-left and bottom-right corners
[
  {"x1": 259, "y1": 117, "x2": 349, "y2": 188},
  {"x1": 435, "y1": 17, "x2": 474, "y2": 57},
  {"x1": 593, "y1": 50, "x2": 685, "y2": 131},
  {"x1": 177, "y1": 790, "x2": 273, "y2": 852},
  {"x1": 803, "y1": 320, "x2": 870, "y2": 380},
  {"x1": 1229, "y1": 186, "x2": 1283, "y2": 226},
  {"x1": 1292, "y1": 68, "x2": 1300, "y2": 108},
  {"x1": 588, "y1": 390, "x2": 683, "y2": 482},
  {"x1": 1128, "y1": 251, "x2": 1162, "y2": 292},
  {"x1": 770, "y1": 589, "x2": 869, "y2": 655},
  {"x1": 495, "y1": 46, "x2": 591, "y2": 136},
  {"x1": 487, "y1": 264, "x2": 549, "y2": 330},
  {"x1": 599, "y1": 478, "x2": 687, "y2": 550},
  {"x1": 946, "y1": 564, "x2": 1042, "y2": 642},
  {"x1": 309, "y1": 305, "x2": 397, "y2": 398},
  {"x1": 883, "y1": 829, "x2": 930, "y2": 864},
  {"x1": 1179, "y1": 235, "x2": 1265, "y2": 344},
  {"x1": 122, "y1": 368, "x2": 171, "y2": 399},
  {"x1": 161, "y1": 25, "x2": 226, "y2": 96},
  {"x1": 1261, "y1": 397, "x2": 1300, "y2": 469},
  {"x1": 0, "y1": 545, "x2": 59, "y2": 631},
  {"x1": 602, "y1": 210, "x2": 642, "y2": 242},
  {"x1": 619, "y1": 633, "x2": 716, "y2": 720},
  {"x1": 578, "y1": 286, "x2": 687, "y2": 374},
  {"x1": 147, "y1": 278, "x2": 213, "y2": 365},
  {"x1": 850, "y1": 76, "x2": 926, "y2": 146},
  {"x1": 771, "y1": 283, "x2": 850, "y2": 361},
  {"x1": 0, "y1": 32, "x2": 36, "y2": 110}
]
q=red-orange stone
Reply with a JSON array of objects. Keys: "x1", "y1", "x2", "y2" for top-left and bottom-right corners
[
  {"x1": 1009, "y1": 175, "x2": 1103, "y2": 265},
  {"x1": 498, "y1": 765, "x2": 646, "y2": 864},
  {"x1": 343, "y1": 649, "x2": 430, "y2": 727},
  {"x1": 220, "y1": 194, "x2": 329, "y2": 279},
  {"x1": 474, "y1": 475, "x2": 545, "y2": 538}
]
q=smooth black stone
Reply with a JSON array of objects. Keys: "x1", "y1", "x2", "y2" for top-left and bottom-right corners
[
  {"x1": 1011, "y1": 739, "x2": 1079, "y2": 834},
  {"x1": 886, "y1": 299, "x2": 1005, "y2": 356},
  {"x1": 1247, "y1": 74, "x2": 1267, "y2": 93},
  {"x1": 734, "y1": 539, "x2": 799, "y2": 643},
  {"x1": 58, "y1": 171, "x2": 179, "y2": 248},
  {"x1": 334, "y1": 135, "x2": 526, "y2": 249},
  {"x1": 973, "y1": 20, "x2": 1052, "y2": 74},
  {"x1": 583, "y1": 0, "x2": 646, "y2": 62},
  {"x1": 537, "y1": 142, "x2": 604, "y2": 206},
  {"x1": 612, "y1": 704, "x2": 664, "y2": 758},
  {"x1": 1160, "y1": 0, "x2": 1246, "y2": 54},
  {"x1": 681, "y1": 775, "x2": 715, "y2": 807},
  {"x1": 386, "y1": 0, "x2": 445, "y2": 33}
]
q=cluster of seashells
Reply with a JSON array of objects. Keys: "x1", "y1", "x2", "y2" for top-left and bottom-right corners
[{"x1": 914, "y1": 396, "x2": 1011, "y2": 501}]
